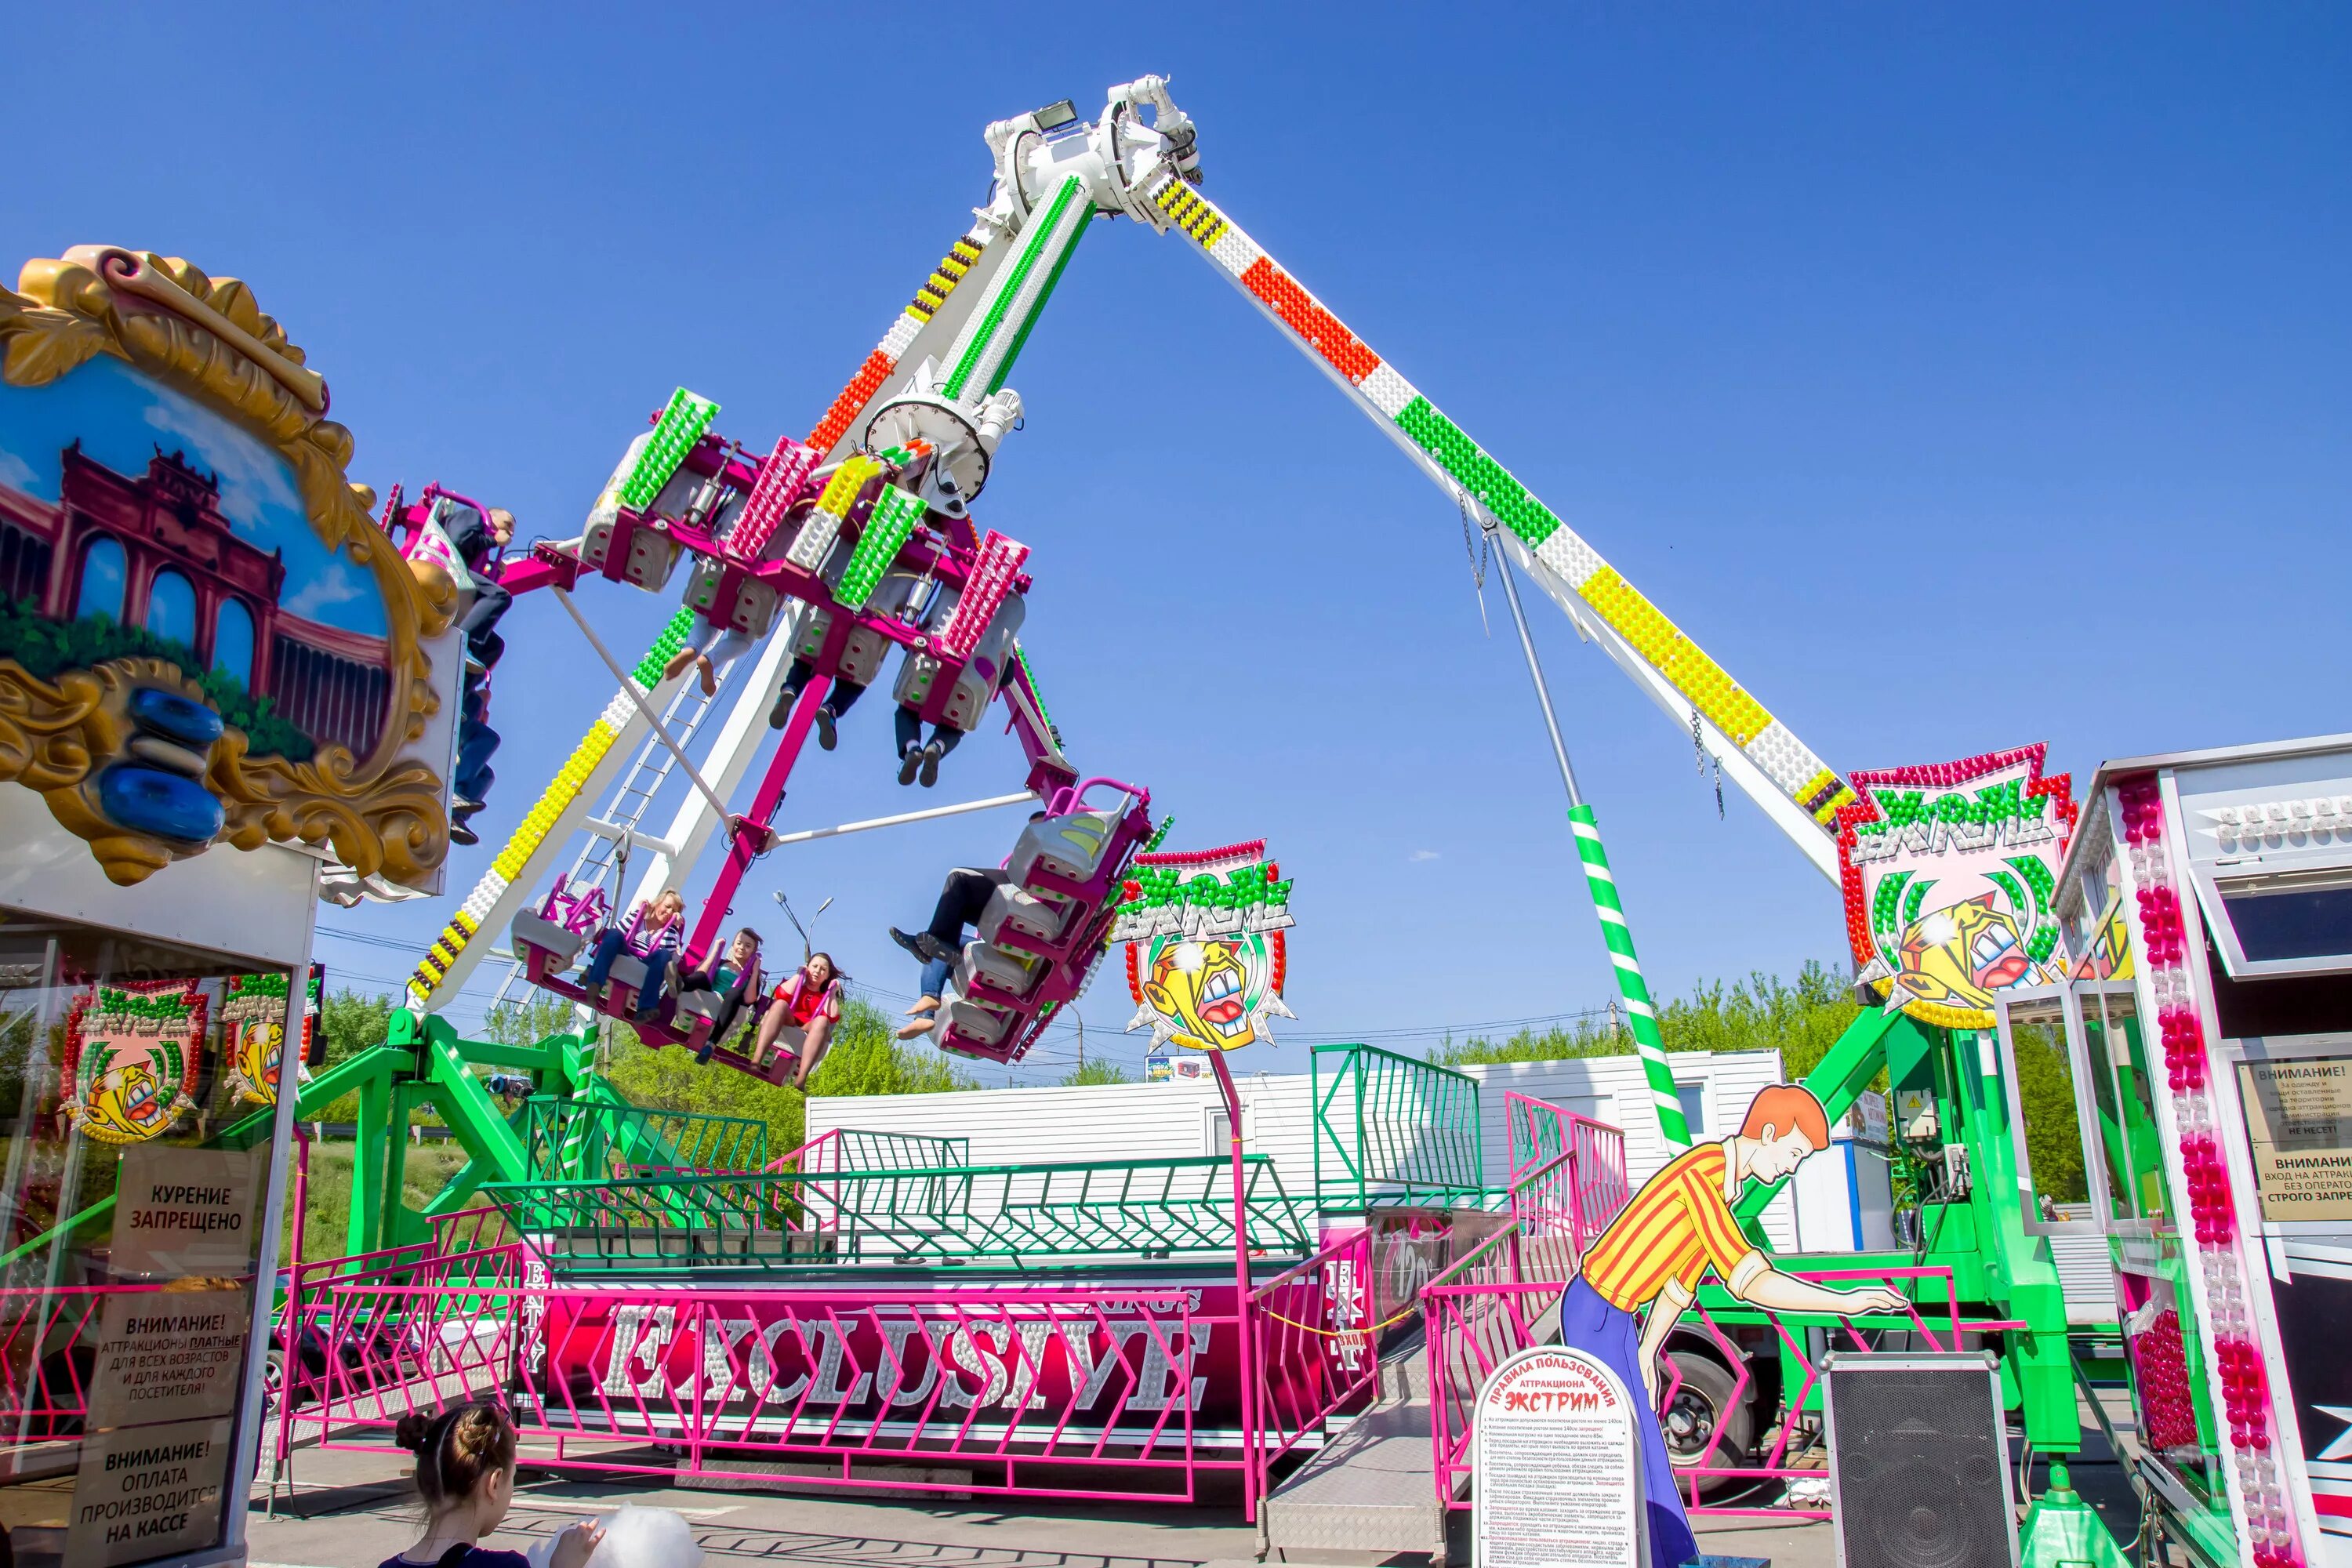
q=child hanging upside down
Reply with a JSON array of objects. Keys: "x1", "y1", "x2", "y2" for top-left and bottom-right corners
[{"x1": 753, "y1": 952, "x2": 842, "y2": 1091}]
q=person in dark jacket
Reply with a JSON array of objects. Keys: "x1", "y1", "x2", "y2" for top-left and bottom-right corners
[
  {"x1": 441, "y1": 504, "x2": 514, "y2": 846},
  {"x1": 442, "y1": 505, "x2": 516, "y2": 660}
]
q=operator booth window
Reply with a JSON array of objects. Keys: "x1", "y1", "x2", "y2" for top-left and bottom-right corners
[{"x1": 0, "y1": 914, "x2": 293, "y2": 1568}]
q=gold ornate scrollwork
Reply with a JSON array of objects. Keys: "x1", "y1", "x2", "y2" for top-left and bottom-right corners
[{"x1": 0, "y1": 249, "x2": 449, "y2": 887}]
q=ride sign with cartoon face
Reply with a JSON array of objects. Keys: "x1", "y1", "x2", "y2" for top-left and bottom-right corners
[
  {"x1": 1112, "y1": 840, "x2": 1294, "y2": 1054},
  {"x1": 1837, "y1": 745, "x2": 2078, "y2": 1029}
]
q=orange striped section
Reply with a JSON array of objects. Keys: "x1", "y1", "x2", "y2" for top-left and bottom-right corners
[
  {"x1": 1239, "y1": 258, "x2": 1380, "y2": 383},
  {"x1": 1579, "y1": 1143, "x2": 1759, "y2": 1312},
  {"x1": 807, "y1": 350, "x2": 895, "y2": 454}
]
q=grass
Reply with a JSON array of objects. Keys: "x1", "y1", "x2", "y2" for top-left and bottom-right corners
[{"x1": 281, "y1": 1139, "x2": 482, "y2": 1265}]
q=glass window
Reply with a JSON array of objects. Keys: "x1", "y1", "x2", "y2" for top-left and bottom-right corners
[
  {"x1": 2003, "y1": 999, "x2": 2091, "y2": 1225},
  {"x1": 212, "y1": 598, "x2": 254, "y2": 685},
  {"x1": 0, "y1": 915, "x2": 290, "y2": 1567},
  {"x1": 74, "y1": 536, "x2": 125, "y2": 621},
  {"x1": 144, "y1": 569, "x2": 197, "y2": 650},
  {"x1": 2079, "y1": 1002, "x2": 2133, "y2": 1218},
  {"x1": 2093, "y1": 991, "x2": 2169, "y2": 1226},
  {"x1": 2219, "y1": 877, "x2": 2352, "y2": 964}
]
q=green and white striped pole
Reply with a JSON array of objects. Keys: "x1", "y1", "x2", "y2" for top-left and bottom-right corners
[{"x1": 1486, "y1": 521, "x2": 1693, "y2": 1151}]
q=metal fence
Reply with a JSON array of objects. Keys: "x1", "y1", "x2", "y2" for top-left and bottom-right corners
[
  {"x1": 1310, "y1": 1044, "x2": 1485, "y2": 1210},
  {"x1": 520, "y1": 1097, "x2": 769, "y2": 1181},
  {"x1": 478, "y1": 1155, "x2": 1311, "y2": 1273},
  {"x1": 270, "y1": 1203, "x2": 1369, "y2": 1512}
]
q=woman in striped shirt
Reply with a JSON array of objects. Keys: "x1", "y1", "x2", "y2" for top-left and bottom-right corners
[{"x1": 579, "y1": 889, "x2": 686, "y2": 1020}]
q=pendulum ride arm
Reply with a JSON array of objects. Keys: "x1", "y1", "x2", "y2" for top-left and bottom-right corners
[
  {"x1": 1136, "y1": 179, "x2": 1861, "y2": 882},
  {"x1": 402, "y1": 214, "x2": 1022, "y2": 1014}
]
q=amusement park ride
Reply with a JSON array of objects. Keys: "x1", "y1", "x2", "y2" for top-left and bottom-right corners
[{"x1": 15, "y1": 74, "x2": 2342, "y2": 1568}]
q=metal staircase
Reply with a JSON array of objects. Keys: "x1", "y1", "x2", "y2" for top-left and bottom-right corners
[
  {"x1": 485, "y1": 657, "x2": 739, "y2": 1011},
  {"x1": 1263, "y1": 1328, "x2": 1451, "y2": 1563}
]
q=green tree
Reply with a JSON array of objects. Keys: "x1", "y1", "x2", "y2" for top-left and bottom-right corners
[
  {"x1": 1432, "y1": 960, "x2": 1863, "y2": 1076},
  {"x1": 301, "y1": 989, "x2": 395, "y2": 1122},
  {"x1": 2010, "y1": 1018, "x2": 2089, "y2": 1203},
  {"x1": 1055, "y1": 1059, "x2": 1134, "y2": 1087},
  {"x1": 600, "y1": 997, "x2": 976, "y2": 1163},
  {"x1": 479, "y1": 994, "x2": 579, "y2": 1048}
]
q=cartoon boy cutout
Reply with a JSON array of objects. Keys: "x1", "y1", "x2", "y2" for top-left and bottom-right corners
[{"x1": 1568, "y1": 1083, "x2": 1907, "y2": 1568}]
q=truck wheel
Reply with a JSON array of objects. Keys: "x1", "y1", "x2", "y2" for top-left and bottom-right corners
[{"x1": 1661, "y1": 1349, "x2": 1754, "y2": 1497}]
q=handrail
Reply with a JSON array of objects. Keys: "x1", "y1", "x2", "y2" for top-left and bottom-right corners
[
  {"x1": 1417, "y1": 1218, "x2": 1525, "y2": 1296},
  {"x1": 1311, "y1": 1042, "x2": 1486, "y2": 1209}
]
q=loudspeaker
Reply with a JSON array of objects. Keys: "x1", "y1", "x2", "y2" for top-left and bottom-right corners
[{"x1": 1824, "y1": 1352, "x2": 2016, "y2": 1568}]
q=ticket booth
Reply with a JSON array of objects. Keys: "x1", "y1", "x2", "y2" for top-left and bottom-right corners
[
  {"x1": 0, "y1": 249, "x2": 458, "y2": 1566},
  {"x1": 1991, "y1": 735, "x2": 2352, "y2": 1568}
]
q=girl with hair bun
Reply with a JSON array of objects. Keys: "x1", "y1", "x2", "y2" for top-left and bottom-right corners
[{"x1": 385, "y1": 1402, "x2": 602, "y2": 1568}]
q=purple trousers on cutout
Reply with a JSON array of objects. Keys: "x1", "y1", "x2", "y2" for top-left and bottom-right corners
[{"x1": 1556, "y1": 1276, "x2": 1699, "y2": 1568}]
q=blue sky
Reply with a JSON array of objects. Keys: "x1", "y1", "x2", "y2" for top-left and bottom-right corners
[{"x1": 7, "y1": 6, "x2": 2342, "y2": 1080}]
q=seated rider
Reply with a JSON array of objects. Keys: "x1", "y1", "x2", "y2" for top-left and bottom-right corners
[
  {"x1": 887, "y1": 654, "x2": 1018, "y2": 789},
  {"x1": 664, "y1": 500, "x2": 781, "y2": 697},
  {"x1": 751, "y1": 952, "x2": 843, "y2": 1091},
  {"x1": 663, "y1": 617, "x2": 755, "y2": 699},
  {"x1": 674, "y1": 927, "x2": 764, "y2": 1065},
  {"x1": 767, "y1": 655, "x2": 865, "y2": 746},
  {"x1": 889, "y1": 812, "x2": 1047, "y2": 1029},
  {"x1": 579, "y1": 889, "x2": 685, "y2": 1020}
]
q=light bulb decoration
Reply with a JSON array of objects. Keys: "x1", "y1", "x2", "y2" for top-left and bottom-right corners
[
  {"x1": 1835, "y1": 743, "x2": 2078, "y2": 1029},
  {"x1": 1112, "y1": 840, "x2": 1294, "y2": 1054},
  {"x1": 60, "y1": 979, "x2": 208, "y2": 1145}
]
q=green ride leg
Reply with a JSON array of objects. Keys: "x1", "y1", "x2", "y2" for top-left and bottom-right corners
[{"x1": 1566, "y1": 803, "x2": 1691, "y2": 1150}]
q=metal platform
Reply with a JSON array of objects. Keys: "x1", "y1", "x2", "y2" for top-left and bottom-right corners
[{"x1": 1263, "y1": 1329, "x2": 1447, "y2": 1562}]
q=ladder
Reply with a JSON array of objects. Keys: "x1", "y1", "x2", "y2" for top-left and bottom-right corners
[{"x1": 484, "y1": 658, "x2": 739, "y2": 1013}]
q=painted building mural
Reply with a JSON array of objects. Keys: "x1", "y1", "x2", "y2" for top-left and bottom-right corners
[{"x1": 0, "y1": 249, "x2": 452, "y2": 887}]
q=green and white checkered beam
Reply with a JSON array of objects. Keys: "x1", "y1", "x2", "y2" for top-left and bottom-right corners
[
  {"x1": 1145, "y1": 176, "x2": 1863, "y2": 873},
  {"x1": 940, "y1": 174, "x2": 1093, "y2": 405},
  {"x1": 1567, "y1": 804, "x2": 1691, "y2": 1149}
]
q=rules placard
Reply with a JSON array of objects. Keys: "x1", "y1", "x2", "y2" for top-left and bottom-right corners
[{"x1": 1473, "y1": 1345, "x2": 1646, "y2": 1568}]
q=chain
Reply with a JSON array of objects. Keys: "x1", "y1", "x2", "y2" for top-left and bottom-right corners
[
  {"x1": 1257, "y1": 1301, "x2": 1425, "y2": 1338},
  {"x1": 1456, "y1": 488, "x2": 1492, "y2": 637}
]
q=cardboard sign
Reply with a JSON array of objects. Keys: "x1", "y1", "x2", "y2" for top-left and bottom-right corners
[
  {"x1": 2238, "y1": 1054, "x2": 2352, "y2": 1223},
  {"x1": 109, "y1": 1145, "x2": 265, "y2": 1279},
  {"x1": 86, "y1": 1285, "x2": 252, "y2": 1429},
  {"x1": 64, "y1": 1415, "x2": 234, "y2": 1568},
  {"x1": 1474, "y1": 1345, "x2": 1645, "y2": 1568}
]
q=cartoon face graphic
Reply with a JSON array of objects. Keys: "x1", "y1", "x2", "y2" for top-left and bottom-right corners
[
  {"x1": 231, "y1": 1018, "x2": 284, "y2": 1100},
  {"x1": 1896, "y1": 893, "x2": 2033, "y2": 1009},
  {"x1": 86, "y1": 1063, "x2": 172, "y2": 1140},
  {"x1": 1142, "y1": 941, "x2": 1261, "y2": 1051}
]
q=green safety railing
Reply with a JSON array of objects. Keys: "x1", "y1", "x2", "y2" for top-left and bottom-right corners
[
  {"x1": 520, "y1": 1097, "x2": 768, "y2": 1181},
  {"x1": 479, "y1": 1154, "x2": 1311, "y2": 1273},
  {"x1": 824, "y1": 1128, "x2": 971, "y2": 1173},
  {"x1": 1311, "y1": 1043, "x2": 1486, "y2": 1210},
  {"x1": 783, "y1": 1128, "x2": 977, "y2": 1230}
]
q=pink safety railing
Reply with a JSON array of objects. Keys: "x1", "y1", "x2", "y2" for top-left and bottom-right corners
[
  {"x1": 276, "y1": 1246, "x2": 1254, "y2": 1504},
  {"x1": 274, "y1": 1227, "x2": 1410, "y2": 1512},
  {"x1": 1658, "y1": 1264, "x2": 2024, "y2": 1519},
  {"x1": 1247, "y1": 1225, "x2": 1377, "y2": 1499},
  {"x1": 1503, "y1": 1090, "x2": 1630, "y2": 1254},
  {"x1": 0, "y1": 1283, "x2": 187, "y2": 1446}
]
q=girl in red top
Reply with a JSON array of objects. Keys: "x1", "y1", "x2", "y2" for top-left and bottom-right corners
[{"x1": 753, "y1": 952, "x2": 841, "y2": 1090}]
